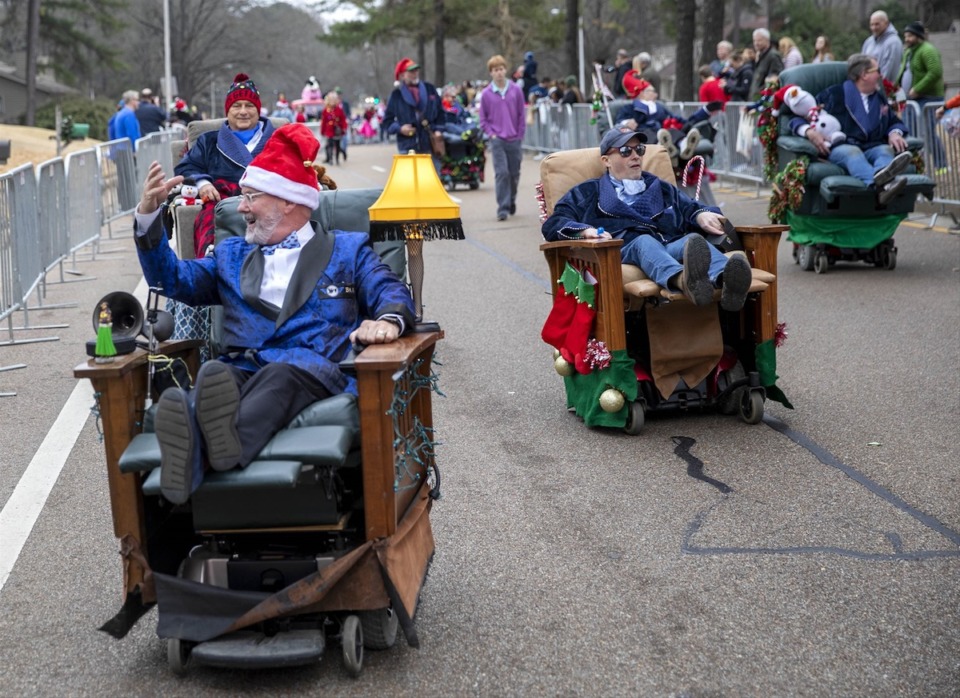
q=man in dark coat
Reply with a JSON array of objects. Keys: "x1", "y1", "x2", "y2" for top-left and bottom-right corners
[
  {"x1": 383, "y1": 57, "x2": 444, "y2": 159},
  {"x1": 135, "y1": 124, "x2": 415, "y2": 504},
  {"x1": 174, "y1": 73, "x2": 276, "y2": 206},
  {"x1": 749, "y1": 28, "x2": 784, "y2": 100},
  {"x1": 542, "y1": 127, "x2": 751, "y2": 311},
  {"x1": 790, "y1": 53, "x2": 912, "y2": 204},
  {"x1": 135, "y1": 88, "x2": 167, "y2": 134}
]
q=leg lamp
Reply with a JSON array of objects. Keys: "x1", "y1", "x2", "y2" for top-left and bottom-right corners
[{"x1": 368, "y1": 152, "x2": 464, "y2": 332}]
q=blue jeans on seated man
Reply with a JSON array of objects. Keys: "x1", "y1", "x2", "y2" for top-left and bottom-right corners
[
  {"x1": 620, "y1": 232, "x2": 728, "y2": 290},
  {"x1": 827, "y1": 143, "x2": 896, "y2": 186}
]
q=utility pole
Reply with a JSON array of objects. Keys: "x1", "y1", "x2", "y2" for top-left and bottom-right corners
[{"x1": 25, "y1": 0, "x2": 41, "y2": 126}]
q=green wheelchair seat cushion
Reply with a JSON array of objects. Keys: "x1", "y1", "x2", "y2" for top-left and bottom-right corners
[
  {"x1": 286, "y1": 392, "x2": 358, "y2": 431},
  {"x1": 804, "y1": 161, "x2": 846, "y2": 187},
  {"x1": 142, "y1": 460, "x2": 303, "y2": 496},
  {"x1": 257, "y1": 425, "x2": 354, "y2": 467},
  {"x1": 818, "y1": 175, "x2": 869, "y2": 202},
  {"x1": 119, "y1": 433, "x2": 162, "y2": 474}
]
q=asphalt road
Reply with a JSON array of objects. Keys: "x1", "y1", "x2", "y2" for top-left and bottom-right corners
[{"x1": 1, "y1": 141, "x2": 958, "y2": 696}]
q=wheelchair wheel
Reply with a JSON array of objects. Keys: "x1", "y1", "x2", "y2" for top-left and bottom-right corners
[
  {"x1": 469, "y1": 181, "x2": 480, "y2": 190},
  {"x1": 342, "y1": 615, "x2": 364, "y2": 678},
  {"x1": 814, "y1": 251, "x2": 829, "y2": 274},
  {"x1": 739, "y1": 390, "x2": 764, "y2": 425},
  {"x1": 797, "y1": 245, "x2": 815, "y2": 271},
  {"x1": 167, "y1": 638, "x2": 192, "y2": 675},
  {"x1": 882, "y1": 247, "x2": 897, "y2": 270},
  {"x1": 624, "y1": 401, "x2": 645, "y2": 435},
  {"x1": 360, "y1": 605, "x2": 399, "y2": 650}
]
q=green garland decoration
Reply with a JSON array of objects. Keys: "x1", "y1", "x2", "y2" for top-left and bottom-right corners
[
  {"x1": 768, "y1": 156, "x2": 809, "y2": 223},
  {"x1": 562, "y1": 349, "x2": 638, "y2": 428},
  {"x1": 755, "y1": 339, "x2": 793, "y2": 409}
]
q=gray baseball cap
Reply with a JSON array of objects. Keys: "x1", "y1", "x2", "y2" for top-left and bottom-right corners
[{"x1": 599, "y1": 127, "x2": 647, "y2": 153}]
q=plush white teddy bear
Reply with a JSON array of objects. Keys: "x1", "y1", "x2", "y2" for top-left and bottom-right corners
[{"x1": 778, "y1": 84, "x2": 846, "y2": 150}]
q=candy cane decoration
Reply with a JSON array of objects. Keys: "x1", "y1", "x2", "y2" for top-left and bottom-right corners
[{"x1": 682, "y1": 155, "x2": 706, "y2": 202}]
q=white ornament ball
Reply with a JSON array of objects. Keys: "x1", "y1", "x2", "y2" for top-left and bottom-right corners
[
  {"x1": 553, "y1": 349, "x2": 560, "y2": 359},
  {"x1": 599, "y1": 388, "x2": 625, "y2": 413},
  {"x1": 554, "y1": 355, "x2": 574, "y2": 376}
]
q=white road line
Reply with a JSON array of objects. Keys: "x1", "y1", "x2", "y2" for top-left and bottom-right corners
[
  {"x1": 371, "y1": 165, "x2": 387, "y2": 173},
  {"x1": 0, "y1": 278, "x2": 147, "y2": 595},
  {"x1": 0, "y1": 378, "x2": 94, "y2": 593}
]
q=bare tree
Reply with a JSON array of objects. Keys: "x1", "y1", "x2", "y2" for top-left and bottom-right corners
[
  {"x1": 701, "y1": 0, "x2": 725, "y2": 70},
  {"x1": 674, "y1": 0, "x2": 696, "y2": 100}
]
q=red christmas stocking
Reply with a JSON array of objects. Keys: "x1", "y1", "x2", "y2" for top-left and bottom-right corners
[
  {"x1": 541, "y1": 264, "x2": 584, "y2": 350},
  {"x1": 563, "y1": 270, "x2": 598, "y2": 371}
]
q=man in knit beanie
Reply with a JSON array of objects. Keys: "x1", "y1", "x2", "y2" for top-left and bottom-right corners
[
  {"x1": 174, "y1": 72, "x2": 280, "y2": 257},
  {"x1": 134, "y1": 123, "x2": 415, "y2": 504}
]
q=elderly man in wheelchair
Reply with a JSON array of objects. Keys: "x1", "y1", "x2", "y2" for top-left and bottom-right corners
[
  {"x1": 539, "y1": 129, "x2": 787, "y2": 434},
  {"x1": 543, "y1": 127, "x2": 752, "y2": 312},
  {"x1": 76, "y1": 123, "x2": 440, "y2": 674},
  {"x1": 137, "y1": 124, "x2": 414, "y2": 504}
]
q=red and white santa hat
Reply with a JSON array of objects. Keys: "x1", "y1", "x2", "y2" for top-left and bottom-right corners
[{"x1": 239, "y1": 124, "x2": 321, "y2": 209}]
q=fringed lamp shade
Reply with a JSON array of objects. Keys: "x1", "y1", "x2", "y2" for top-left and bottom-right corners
[{"x1": 369, "y1": 152, "x2": 464, "y2": 324}]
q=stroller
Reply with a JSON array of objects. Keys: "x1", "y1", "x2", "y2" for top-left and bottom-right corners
[{"x1": 439, "y1": 119, "x2": 486, "y2": 191}]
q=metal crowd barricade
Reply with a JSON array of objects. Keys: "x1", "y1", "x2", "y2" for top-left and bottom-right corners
[
  {"x1": 0, "y1": 165, "x2": 60, "y2": 346},
  {"x1": 36, "y1": 159, "x2": 69, "y2": 278},
  {"x1": 134, "y1": 131, "x2": 176, "y2": 191},
  {"x1": 0, "y1": 167, "x2": 24, "y2": 338},
  {"x1": 65, "y1": 148, "x2": 103, "y2": 256},
  {"x1": 97, "y1": 138, "x2": 138, "y2": 235}
]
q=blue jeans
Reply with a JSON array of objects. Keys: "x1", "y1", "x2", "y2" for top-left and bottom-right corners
[
  {"x1": 620, "y1": 233, "x2": 728, "y2": 289},
  {"x1": 827, "y1": 143, "x2": 895, "y2": 185}
]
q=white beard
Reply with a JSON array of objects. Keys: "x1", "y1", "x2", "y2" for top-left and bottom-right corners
[{"x1": 244, "y1": 206, "x2": 284, "y2": 245}]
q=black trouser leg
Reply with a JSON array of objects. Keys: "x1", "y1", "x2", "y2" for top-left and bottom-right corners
[{"x1": 222, "y1": 363, "x2": 333, "y2": 467}]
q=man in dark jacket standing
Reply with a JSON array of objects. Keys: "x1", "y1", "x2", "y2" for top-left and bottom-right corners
[
  {"x1": 541, "y1": 127, "x2": 751, "y2": 312},
  {"x1": 383, "y1": 58, "x2": 444, "y2": 161},
  {"x1": 749, "y1": 28, "x2": 784, "y2": 100},
  {"x1": 135, "y1": 88, "x2": 167, "y2": 135}
]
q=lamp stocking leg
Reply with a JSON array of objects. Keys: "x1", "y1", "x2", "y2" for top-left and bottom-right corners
[{"x1": 406, "y1": 237, "x2": 425, "y2": 322}]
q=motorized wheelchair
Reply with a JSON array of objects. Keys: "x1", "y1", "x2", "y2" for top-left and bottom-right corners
[
  {"x1": 538, "y1": 144, "x2": 789, "y2": 434},
  {"x1": 772, "y1": 63, "x2": 936, "y2": 273},
  {"x1": 74, "y1": 187, "x2": 440, "y2": 677}
]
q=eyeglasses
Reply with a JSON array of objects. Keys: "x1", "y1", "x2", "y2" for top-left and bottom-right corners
[
  {"x1": 240, "y1": 191, "x2": 268, "y2": 205},
  {"x1": 615, "y1": 144, "x2": 646, "y2": 158}
]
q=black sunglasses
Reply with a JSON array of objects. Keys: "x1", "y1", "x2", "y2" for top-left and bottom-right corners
[{"x1": 615, "y1": 144, "x2": 646, "y2": 158}]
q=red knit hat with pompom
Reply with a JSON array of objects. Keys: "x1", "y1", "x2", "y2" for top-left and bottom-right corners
[
  {"x1": 224, "y1": 72, "x2": 261, "y2": 114},
  {"x1": 239, "y1": 124, "x2": 321, "y2": 209}
]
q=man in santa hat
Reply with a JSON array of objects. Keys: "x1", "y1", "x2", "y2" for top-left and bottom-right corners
[
  {"x1": 134, "y1": 123, "x2": 415, "y2": 504},
  {"x1": 382, "y1": 57, "x2": 444, "y2": 161}
]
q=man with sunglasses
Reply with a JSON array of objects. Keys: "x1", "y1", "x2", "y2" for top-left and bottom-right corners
[
  {"x1": 542, "y1": 127, "x2": 751, "y2": 310},
  {"x1": 132, "y1": 124, "x2": 414, "y2": 504}
]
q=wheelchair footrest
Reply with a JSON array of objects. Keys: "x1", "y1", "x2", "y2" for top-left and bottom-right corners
[{"x1": 190, "y1": 629, "x2": 325, "y2": 669}]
